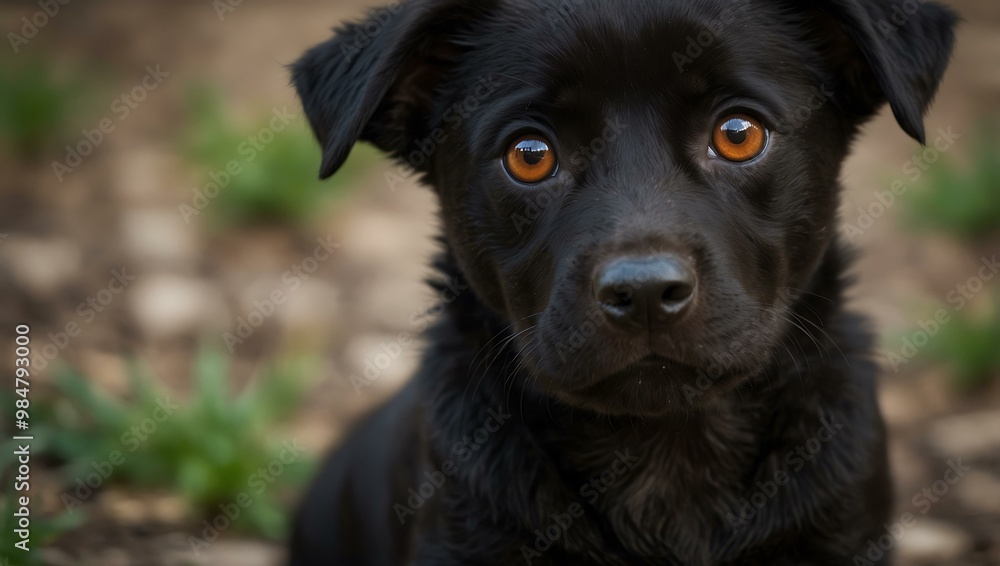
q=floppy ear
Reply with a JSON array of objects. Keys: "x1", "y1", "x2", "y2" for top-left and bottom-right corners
[
  {"x1": 816, "y1": 0, "x2": 957, "y2": 143},
  {"x1": 291, "y1": 1, "x2": 487, "y2": 179}
]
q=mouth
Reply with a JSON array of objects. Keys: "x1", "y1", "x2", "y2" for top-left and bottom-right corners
[
  {"x1": 527, "y1": 309, "x2": 770, "y2": 415},
  {"x1": 615, "y1": 353, "x2": 703, "y2": 382},
  {"x1": 545, "y1": 349, "x2": 750, "y2": 416},
  {"x1": 632, "y1": 353, "x2": 693, "y2": 370},
  {"x1": 583, "y1": 353, "x2": 698, "y2": 384}
]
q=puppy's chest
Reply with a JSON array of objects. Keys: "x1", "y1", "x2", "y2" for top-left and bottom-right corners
[
  {"x1": 609, "y1": 458, "x2": 747, "y2": 560},
  {"x1": 562, "y1": 421, "x2": 760, "y2": 563}
]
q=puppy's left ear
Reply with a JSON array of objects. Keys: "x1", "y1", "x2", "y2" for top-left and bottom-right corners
[{"x1": 819, "y1": 0, "x2": 957, "y2": 143}]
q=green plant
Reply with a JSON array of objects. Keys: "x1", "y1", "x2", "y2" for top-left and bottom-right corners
[
  {"x1": 37, "y1": 349, "x2": 316, "y2": 539},
  {"x1": 902, "y1": 120, "x2": 1000, "y2": 240},
  {"x1": 896, "y1": 119, "x2": 1000, "y2": 390},
  {"x1": 923, "y1": 300, "x2": 1000, "y2": 390},
  {"x1": 0, "y1": 59, "x2": 94, "y2": 158},
  {"x1": 184, "y1": 86, "x2": 379, "y2": 227},
  {"x1": 0, "y1": 487, "x2": 82, "y2": 565}
]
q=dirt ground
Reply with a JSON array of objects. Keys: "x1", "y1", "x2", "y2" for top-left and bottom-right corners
[{"x1": 1, "y1": 0, "x2": 998, "y2": 565}]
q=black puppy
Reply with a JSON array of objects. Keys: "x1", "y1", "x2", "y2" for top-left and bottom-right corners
[{"x1": 289, "y1": 0, "x2": 955, "y2": 564}]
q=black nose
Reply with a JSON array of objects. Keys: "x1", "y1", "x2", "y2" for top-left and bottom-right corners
[{"x1": 594, "y1": 255, "x2": 696, "y2": 329}]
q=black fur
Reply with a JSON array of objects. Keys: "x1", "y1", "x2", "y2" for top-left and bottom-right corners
[{"x1": 288, "y1": 1, "x2": 956, "y2": 564}]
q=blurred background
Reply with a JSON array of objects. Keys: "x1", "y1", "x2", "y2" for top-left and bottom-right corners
[{"x1": 0, "y1": 1, "x2": 996, "y2": 565}]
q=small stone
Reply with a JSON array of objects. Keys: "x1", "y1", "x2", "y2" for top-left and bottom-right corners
[
  {"x1": 896, "y1": 519, "x2": 974, "y2": 564},
  {"x1": 166, "y1": 540, "x2": 283, "y2": 566},
  {"x1": 278, "y1": 279, "x2": 341, "y2": 330},
  {"x1": 121, "y1": 208, "x2": 199, "y2": 264},
  {"x1": 356, "y1": 278, "x2": 433, "y2": 329},
  {"x1": 100, "y1": 489, "x2": 189, "y2": 528},
  {"x1": 927, "y1": 410, "x2": 1000, "y2": 460},
  {"x1": 0, "y1": 236, "x2": 82, "y2": 295},
  {"x1": 130, "y1": 275, "x2": 228, "y2": 338},
  {"x1": 344, "y1": 332, "x2": 419, "y2": 392},
  {"x1": 98, "y1": 548, "x2": 131, "y2": 566},
  {"x1": 954, "y1": 470, "x2": 1000, "y2": 515},
  {"x1": 40, "y1": 547, "x2": 77, "y2": 566},
  {"x1": 113, "y1": 147, "x2": 176, "y2": 202}
]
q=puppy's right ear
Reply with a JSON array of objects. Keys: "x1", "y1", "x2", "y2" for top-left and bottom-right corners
[{"x1": 292, "y1": 1, "x2": 487, "y2": 179}]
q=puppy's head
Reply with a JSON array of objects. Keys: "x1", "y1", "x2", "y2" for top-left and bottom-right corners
[{"x1": 294, "y1": 0, "x2": 955, "y2": 416}]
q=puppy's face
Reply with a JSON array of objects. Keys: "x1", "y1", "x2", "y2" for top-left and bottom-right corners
[{"x1": 294, "y1": 0, "x2": 955, "y2": 416}]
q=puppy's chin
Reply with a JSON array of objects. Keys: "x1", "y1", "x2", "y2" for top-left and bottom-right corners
[{"x1": 540, "y1": 357, "x2": 751, "y2": 417}]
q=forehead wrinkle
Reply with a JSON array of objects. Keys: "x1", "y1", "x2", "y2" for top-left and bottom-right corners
[
  {"x1": 490, "y1": 0, "x2": 815, "y2": 106},
  {"x1": 705, "y1": 38, "x2": 820, "y2": 119},
  {"x1": 697, "y1": 65, "x2": 803, "y2": 119},
  {"x1": 542, "y1": 20, "x2": 760, "y2": 95},
  {"x1": 463, "y1": 84, "x2": 560, "y2": 159}
]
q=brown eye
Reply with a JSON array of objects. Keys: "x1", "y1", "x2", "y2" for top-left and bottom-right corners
[
  {"x1": 504, "y1": 135, "x2": 557, "y2": 184},
  {"x1": 712, "y1": 114, "x2": 767, "y2": 162}
]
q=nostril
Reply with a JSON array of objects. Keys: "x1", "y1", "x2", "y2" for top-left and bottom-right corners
[
  {"x1": 598, "y1": 286, "x2": 633, "y2": 310},
  {"x1": 662, "y1": 282, "x2": 694, "y2": 305},
  {"x1": 613, "y1": 288, "x2": 633, "y2": 307}
]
